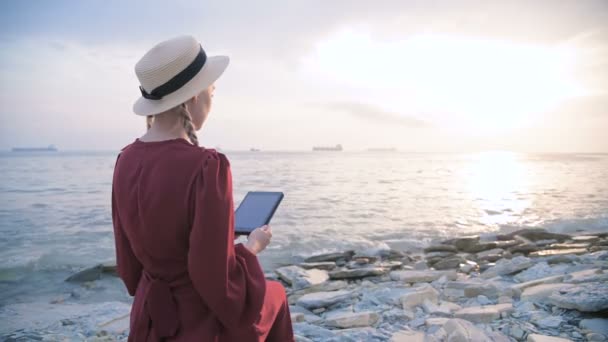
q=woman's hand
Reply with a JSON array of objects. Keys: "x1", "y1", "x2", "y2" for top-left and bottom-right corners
[{"x1": 244, "y1": 225, "x2": 272, "y2": 255}]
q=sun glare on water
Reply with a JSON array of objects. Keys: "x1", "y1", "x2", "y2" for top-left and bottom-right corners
[{"x1": 302, "y1": 29, "x2": 587, "y2": 134}]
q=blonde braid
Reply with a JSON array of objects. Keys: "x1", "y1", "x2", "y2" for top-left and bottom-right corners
[
  {"x1": 180, "y1": 104, "x2": 199, "y2": 146},
  {"x1": 146, "y1": 115, "x2": 154, "y2": 130}
]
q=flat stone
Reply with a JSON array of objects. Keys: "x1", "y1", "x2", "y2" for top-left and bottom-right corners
[
  {"x1": 464, "y1": 282, "x2": 499, "y2": 298},
  {"x1": 298, "y1": 262, "x2": 336, "y2": 271},
  {"x1": 65, "y1": 264, "x2": 103, "y2": 283},
  {"x1": 527, "y1": 334, "x2": 573, "y2": 342},
  {"x1": 521, "y1": 284, "x2": 576, "y2": 304},
  {"x1": 329, "y1": 267, "x2": 387, "y2": 280},
  {"x1": 513, "y1": 262, "x2": 568, "y2": 283},
  {"x1": 494, "y1": 240, "x2": 522, "y2": 249},
  {"x1": 292, "y1": 322, "x2": 336, "y2": 340},
  {"x1": 324, "y1": 310, "x2": 380, "y2": 328},
  {"x1": 459, "y1": 260, "x2": 478, "y2": 274},
  {"x1": 444, "y1": 236, "x2": 480, "y2": 251},
  {"x1": 291, "y1": 313, "x2": 305, "y2": 322},
  {"x1": 571, "y1": 235, "x2": 599, "y2": 243},
  {"x1": 433, "y1": 256, "x2": 466, "y2": 270},
  {"x1": 564, "y1": 268, "x2": 608, "y2": 284},
  {"x1": 481, "y1": 256, "x2": 534, "y2": 278},
  {"x1": 425, "y1": 251, "x2": 456, "y2": 259},
  {"x1": 476, "y1": 248, "x2": 504, "y2": 262},
  {"x1": 580, "y1": 318, "x2": 608, "y2": 335},
  {"x1": 512, "y1": 275, "x2": 565, "y2": 292},
  {"x1": 390, "y1": 330, "x2": 426, "y2": 342},
  {"x1": 425, "y1": 317, "x2": 450, "y2": 327},
  {"x1": 423, "y1": 300, "x2": 461, "y2": 316},
  {"x1": 424, "y1": 245, "x2": 458, "y2": 253},
  {"x1": 442, "y1": 318, "x2": 493, "y2": 342},
  {"x1": 296, "y1": 290, "x2": 353, "y2": 310},
  {"x1": 400, "y1": 285, "x2": 439, "y2": 309},
  {"x1": 530, "y1": 248, "x2": 588, "y2": 257},
  {"x1": 304, "y1": 251, "x2": 355, "y2": 263},
  {"x1": 390, "y1": 270, "x2": 457, "y2": 283},
  {"x1": 510, "y1": 244, "x2": 540, "y2": 255},
  {"x1": 289, "y1": 305, "x2": 323, "y2": 324},
  {"x1": 454, "y1": 304, "x2": 513, "y2": 323},
  {"x1": 444, "y1": 281, "x2": 477, "y2": 299},
  {"x1": 586, "y1": 333, "x2": 607, "y2": 341},
  {"x1": 500, "y1": 229, "x2": 570, "y2": 242},
  {"x1": 549, "y1": 242, "x2": 590, "y2": 249},
  {"x1": 275, "y1": 266, "x2": 329, "y2": 290},
  {"x1": 100, "y1": 262, "x2": 117, "y2": 276},
  {"x1": 549, "y1": 282, "x2": 608, "y2": 312},
  {"x1": 535, "y1": 316, "x2": 564, "y2": 329}
]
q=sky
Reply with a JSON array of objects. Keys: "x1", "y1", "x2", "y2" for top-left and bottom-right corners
[{"x1": 0, "y1": 0, "x2": 607, "y2": 152}]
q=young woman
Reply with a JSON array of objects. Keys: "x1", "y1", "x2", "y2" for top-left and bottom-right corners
[{"x1": 111, "y1": 35, "x2": 294, "y2": 341}]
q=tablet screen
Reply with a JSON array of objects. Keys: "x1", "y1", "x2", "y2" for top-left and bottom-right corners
[{"x1": 235, "y1": 191, "x2": 284, "y2": 234}]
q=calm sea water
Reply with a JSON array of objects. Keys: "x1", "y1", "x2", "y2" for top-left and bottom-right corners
[{"x1": 1, "y1": 150, "x2": 607, "y2": 308}]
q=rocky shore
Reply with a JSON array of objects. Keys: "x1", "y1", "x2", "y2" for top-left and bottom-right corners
[
  {"x1": 275, "y1": 229, "x2": 608, "y2": 342},
  {"x1": 3, "y1": 228, "x2": 607, "y2": 341}
]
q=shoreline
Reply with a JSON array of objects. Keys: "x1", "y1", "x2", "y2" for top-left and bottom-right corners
[{"x1": 2, "y1": 228, "x2": 607, "y2": 341}]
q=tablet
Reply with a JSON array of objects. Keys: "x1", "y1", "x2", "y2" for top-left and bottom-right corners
[{"x1": 235, "y1": 191, "x2": 284, "y2": 235}]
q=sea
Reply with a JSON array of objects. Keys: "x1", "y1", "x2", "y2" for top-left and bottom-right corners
[{"x1": 1, "y1": 149, "x2": 607, "y2": 334}]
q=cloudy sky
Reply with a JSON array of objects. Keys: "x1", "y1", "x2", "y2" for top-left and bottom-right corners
[{"x1": 0, "y1": 0, "x2": 607, "y2": 152}]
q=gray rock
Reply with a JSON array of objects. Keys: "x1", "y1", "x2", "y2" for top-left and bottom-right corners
[
  {"x1": 464, "y1": 282, "x2": 499, "y2": 298},
  {"x1": 527, "y1": 334, "x2": 572, "y2": 342},
  {"x1": 500, "y1": 229, "x2": 570, "y2": 242},
  {"x1": 564, "y1": 268, "x2": 608, "y2": 284},
  {"x1": 433, "y1": 256, "x2": 466, "y2": 270},
  {"x1": 442, "y1": 318, "x2": 493, "y2": 341},
  {"x1": 296, "y1": 290, "x2": 353, "y2": 310},
  {"x1": 447, "y1": 236, "x2": 480, "y2": 252},
  {"x1": 65, "y1": 264, "x2": 103, "y2": 283},
  {"x1": 400, "y1": 285, "x2": 439, "y2": 309},
  {"x1": 424, "y1": 245, "x2": 459, "y2": 253},
  {"x1": 510, "y1": 244, "x2": 540, "y2": 255},
  {"x1": 476, "y1": 248, "x2": 504, "y2": 262},
  {"x1": 481, "y1": 256, "x2": 534, "y2": 278},
  {"x1": 530, "y1": 248, "x2": 587, "y2": 257},
  {"x1": 390, "y1": 330, "x2": 426, "y2": 342},
  {"x1": 586, "y1": 333, "x2": 607, "y2": 342},
  {"x1": 324, "y1": 310, "x2": 380, "y2": 328},
  {"x1": 579, "y1": 318, "x2": 608, "y2": 335},
  {"x1": 275, "y1": 265, "x2": 329, "y2": 290},
  {"x1": 390, "y1": 270, "x2": 457, "y2": 283},
  {"x1": 521, "y1": 284, "x2": 575, "y2": 304},
  {"x1": 299, "y1": 262, "x2": 337, "y2": 271},
  {"x1": 549, "y1": 282, "x2": 608, "y2": 312},
  {"x1": 512, "y1": 275, "x2": 565, "y2": 292},
  {"x1": 535, "y1": 316, "x2": 563, "y2": 329},
  {"x1": 293, "y1": 322, "x2": 336, "y2": 340},
  {"x1": 329, "y1": 267, "x2": 387, "y2": 280},
  {"x1": 453, "y1": 303, "x2": 513, "y2": 323},
  {"x1": 304, "y1": 251, "x2": 355, "y2": 263},
  {"x1": 513, "y1": 262, "x2": 568, "y2": 283}
]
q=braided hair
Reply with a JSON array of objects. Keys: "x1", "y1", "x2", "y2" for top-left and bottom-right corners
[
  {"x1": 180, "y1": 103, "x2": 199, "y2": 146},
  {"x1": 144, "y1": 104, "x2": 199, "y2": 146}
]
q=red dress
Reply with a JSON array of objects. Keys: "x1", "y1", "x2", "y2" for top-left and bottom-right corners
[{"x1": 111, "y1": 138, "x2": 294, "y2": 341}]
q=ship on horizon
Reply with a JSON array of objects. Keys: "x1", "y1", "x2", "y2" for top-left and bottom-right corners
[
  {"x1": 12, "y1": 145, "x2": 58, "y2": 152},
  {"x1": 312, "y1": 144, "x2": 343, "y2": 151}
]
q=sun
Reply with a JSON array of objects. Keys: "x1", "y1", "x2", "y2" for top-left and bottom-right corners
[{"x1": 300, "y1": 29, "x2": 588, "y2": 135}]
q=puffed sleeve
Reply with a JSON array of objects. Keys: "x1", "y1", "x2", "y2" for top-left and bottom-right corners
[
  {"x1": 187, "y1": 151, "x2": 266, "y2": 329},
  {"x1": 111, "y1": 154, "x2": 142, "y2": 296}
]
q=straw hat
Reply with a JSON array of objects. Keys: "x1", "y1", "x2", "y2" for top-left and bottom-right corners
[{"x1": 133, "y1": 35, "x2": 229, "y2": 116}]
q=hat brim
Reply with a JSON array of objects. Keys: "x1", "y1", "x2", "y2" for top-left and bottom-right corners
[{"x1": 133, "y1": 55, "x2": 229, "y2": 116}]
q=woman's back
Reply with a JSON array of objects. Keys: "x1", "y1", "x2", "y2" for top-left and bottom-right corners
[{"x1": 113, "y1": 138, "x2": 209, "y2": 282}]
